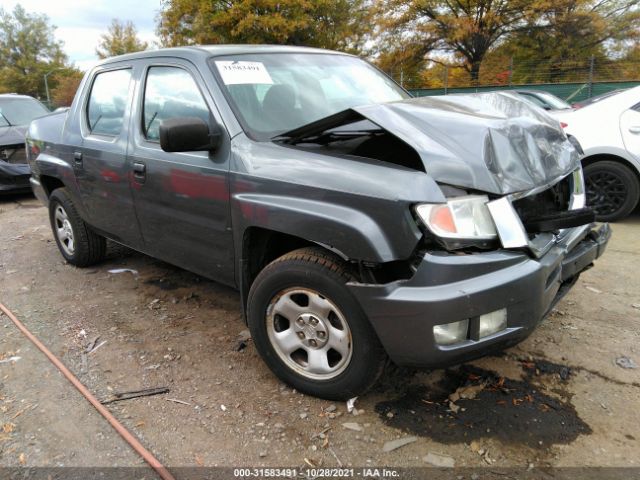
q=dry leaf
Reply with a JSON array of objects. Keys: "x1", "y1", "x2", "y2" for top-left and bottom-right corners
[
  {"x1": 12, "y1": 408, "x2": 26, "y2": 419},
  {"x1": 195, "y1": 455, "x2": 204, "y2": 466},
  {"x1": 19, "y1": 452, "x2": 26, "y2": 465},
  {"x1": 135, "y1": 421, "x2": 145, "y2": 428},
  {"x1": 2, "y1": 423, "x2": 15, "y2": 433}
]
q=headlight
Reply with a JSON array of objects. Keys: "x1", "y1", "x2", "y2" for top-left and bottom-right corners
[{"x1": 415, "y1": 195, "x2": 498, "y2": 248}]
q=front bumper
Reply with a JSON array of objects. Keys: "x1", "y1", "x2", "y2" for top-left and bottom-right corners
[
  {"x1": 348, "y1": 223, "x2": 610, "y2": 367},
  {"x1": 0, "y1": 162, "x2": 31, "y2": 194}
]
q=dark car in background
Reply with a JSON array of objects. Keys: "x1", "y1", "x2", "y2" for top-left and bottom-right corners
[
  {"x1": 514, "y1": 89, "x2": 573, "y2": 111},
  {"x1": 0, "y1": 94, "x2": 50, "y2": 194}
]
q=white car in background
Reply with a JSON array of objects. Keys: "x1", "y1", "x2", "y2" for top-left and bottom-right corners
[{"x1": 554, "y1": 86, "x2": 640, "y2": 221}]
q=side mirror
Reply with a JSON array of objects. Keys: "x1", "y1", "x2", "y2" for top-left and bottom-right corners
[{"x1": 159, "y1": 117, "x2": 222, "y2": 152}]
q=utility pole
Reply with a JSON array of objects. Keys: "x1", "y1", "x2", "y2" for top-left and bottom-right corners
[
  {"x1": 44, "y1": 68, "x2": 64, "y2": 107},
  {"x1": 588, "y1": 55, "x2": 595, "y2": 98},
  {"x1": 444, "y1": 66, "x2": 449, "y2": 95},
  {"x1": 508, "y1": 57, "x2": 513, "y2": 87}
]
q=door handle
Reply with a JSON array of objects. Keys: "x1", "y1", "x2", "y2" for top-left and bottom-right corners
[
  {"x1": 133, "y1": 162, "x2": 146, "y2": 182},
  {"x1": 629, "y1": 126, "x2": 640, "y2": 134},
  {"x1": 73, "y1": 151, "x2": 83, "y2": 164}
]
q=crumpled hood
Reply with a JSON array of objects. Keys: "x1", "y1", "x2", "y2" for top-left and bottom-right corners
[
  {"x1": 354, "y1": 92, "x2": 580, "y2": 195},
  {"x1": 0, "y1": 124, "x2": 28, "y2": 146}
]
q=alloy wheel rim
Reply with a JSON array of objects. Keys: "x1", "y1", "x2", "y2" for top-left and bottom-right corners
[
  {"x1": 585, "y1": 171, "x2": 627, "y2": 217},
  {"x1": 266, "y1": 287, "x2": 352, "y2": 380},
  {"x1": 54, "y1": 205, "x2": 75, "y2": 256}
]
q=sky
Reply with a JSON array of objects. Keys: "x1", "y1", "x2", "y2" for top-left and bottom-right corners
[{"x1": 3, "y1": 0, "x2": 162, "y2": 71}]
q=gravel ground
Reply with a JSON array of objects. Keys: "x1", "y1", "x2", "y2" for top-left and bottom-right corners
[{"x1": 1, "y1": 194, "x2": 639, "y2": 475}]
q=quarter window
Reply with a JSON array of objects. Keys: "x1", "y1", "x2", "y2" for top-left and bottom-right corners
[
  {"x1": 86, "y1": 69, "x2": 131, "y2": 136},
  {"x1": 143, "y1": 67, "x2": 210, "y2": 141}
]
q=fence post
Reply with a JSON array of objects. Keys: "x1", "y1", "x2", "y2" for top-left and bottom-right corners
[
  {"x1": 400, "y1": 68, "x2": 404, "y2": 88},
  {"x1": 508, "y1": 57, "x2": 513, "y2": 87},
  {"x1": 588, "y1": 55, "x2": 595, "y2": 98},
  {"x1": 444, "y1": 66, "x2": 449, "y2": 95}
]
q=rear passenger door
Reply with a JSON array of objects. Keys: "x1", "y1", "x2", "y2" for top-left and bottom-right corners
[
  {"x1": 128, "y1": 60, "x2": 234, "y2": 284},
  {"x1": 77, "y1": 65, "x2": 143, "y2": 247}
]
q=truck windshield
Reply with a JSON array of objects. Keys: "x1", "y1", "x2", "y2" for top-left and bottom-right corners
[
  {"x1": 210, "y1": 53, "x2": 408, "y2": 140},
  {"x1": 0, "y1": 97, "x2": 49, "y2": 127}
]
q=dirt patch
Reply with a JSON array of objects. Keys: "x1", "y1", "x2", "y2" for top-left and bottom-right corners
[
  {"x1": 144, "y1": 278, "x2": 184, "y2": 291},
  {"x1": 375, "y1": 365, "x2": 591, "y2": 448}
]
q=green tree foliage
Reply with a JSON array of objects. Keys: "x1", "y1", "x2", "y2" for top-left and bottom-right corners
[
  {"x1": 157, "y1": 0, "x2": 371, "y2": 53},
  {"x1": 0, "y1": 4, "x2": 69, "y2": 98},
  {"x1": 379, "y1": 0, "x2": 532, "y2": 82},
  {"x1": 486, "y1": 0, "x2": 640, "y2": 83},
  {"x1": 96, "y1": 19, "x2": 149, "y2": 59},
  {"x1": 50, "y1": 70, "x2": 84, "y2": 107}
]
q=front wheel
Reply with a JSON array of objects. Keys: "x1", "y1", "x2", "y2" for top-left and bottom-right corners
[
  {"x1": 247, "y1": 247, "x2": 387, "y2": 400},
  {"x1": 584, "y1": 160, "x2": 640, "y2": 222}
]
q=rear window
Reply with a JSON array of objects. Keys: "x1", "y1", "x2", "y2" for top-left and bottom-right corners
[{"x1": 86, "y1": 69, "x2": 132, "y2": 136}]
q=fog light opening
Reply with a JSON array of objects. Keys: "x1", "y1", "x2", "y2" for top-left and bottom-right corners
[
  {"x1": 434, "y1": 319, "x2": 469, "y2": 346},
  {"x1": 479, "y1": 309, "x2": 508, "y2": 339}
]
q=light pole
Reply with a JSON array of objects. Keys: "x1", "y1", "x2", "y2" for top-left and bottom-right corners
[{"x1": 44, "y1": 68, "x2": 65, "y2": 107}]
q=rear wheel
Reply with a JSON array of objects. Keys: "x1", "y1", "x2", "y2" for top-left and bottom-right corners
[
  {"x1": 247, "y1": 247, "x2": 387, "y2": 400},
  {"x1": 49, "y1": 188, "x2": 106, "y2": 267},
  {"x1": 584, "y1": 160, "x2": 639, "y2": 222}
]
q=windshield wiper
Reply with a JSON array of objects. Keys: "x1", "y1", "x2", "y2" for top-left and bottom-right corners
[
  {"x1": 0, "y1": 112, "x2": 13, "y2": 126},
  {"x1": 289, "y1": 129, "x2": 382, "y2": 146},
  {"x1": 273, "y1": 109, "x2": 369, "y2": 145}
]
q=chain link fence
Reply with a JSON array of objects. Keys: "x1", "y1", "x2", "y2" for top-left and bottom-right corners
[{"x1": 387, "y1": 56, "x2": 640, "y2": 102}]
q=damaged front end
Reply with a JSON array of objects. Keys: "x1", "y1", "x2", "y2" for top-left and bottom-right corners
[
  {"x1": 275, "y1": 92, "x2": 610, "y2": 368},
  {"x1": 0, "y1": 143, "x2": 31, "y2": 194},
  {"x1": 275, "y1": 92, "x2": 597, "y2": 257},
  {"x1": 0, "y1": 125, "x2": 31, "y2": 194}
]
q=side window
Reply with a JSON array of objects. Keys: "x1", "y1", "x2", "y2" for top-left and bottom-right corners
[
  {"x1": 143, "y1": 66, "x2": 210, "y2": 141},
  {"x1": 86, "y1": 69, "x2": 131, "y2": 136}
]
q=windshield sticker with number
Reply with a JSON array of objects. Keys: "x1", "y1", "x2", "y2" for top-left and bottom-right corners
[{"x1": 215, "y1": 61, "x2": 274, "y2": 85}]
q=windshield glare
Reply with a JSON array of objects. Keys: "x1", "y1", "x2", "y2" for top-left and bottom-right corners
[
  {"x1": 0, "y1": 97, "x2": 49, "y2": 127},
  {"x1": 211, "y1": 53, "x2": 408, "y2": 140}
]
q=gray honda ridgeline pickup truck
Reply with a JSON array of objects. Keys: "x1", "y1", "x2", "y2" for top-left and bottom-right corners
[{"x1": 26, "y1": 46, "x2": 609, "y2": 399}]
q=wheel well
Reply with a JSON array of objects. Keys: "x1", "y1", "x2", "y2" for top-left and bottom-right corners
[
  {"x1": 40, "y1": 175, "x2": 65, "y2": 197},
  {"x1": 242, "y1": 228, "x2": 314, "y2": 290},
  {"x1": 582, "y1": 154, "x2": 640, "y2": 182},
  {"x1": 238, "y1": 227, "x2": 419, "y2": 322}
]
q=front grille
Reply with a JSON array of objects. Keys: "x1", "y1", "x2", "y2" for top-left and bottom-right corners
[
  {"x1": 513, "y1": 176, "x2": 571, "y2": 225},
  {"x1": 0, "y1": 144, "x2": 27, "y2": 164},
  {"x1": 512, "y1": 172, "x2": 594, "y2": 234}
]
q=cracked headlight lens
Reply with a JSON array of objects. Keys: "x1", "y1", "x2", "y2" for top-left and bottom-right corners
[{"x1": 416, "y1": 195, "x2": 498, "y2": 240}]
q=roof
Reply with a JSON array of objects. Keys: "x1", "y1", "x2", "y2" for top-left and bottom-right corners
[
  {"x1": 0, "y1": 93, "x2": 37, "y2": 100},
  {"x1": 98, "y1": 44, "x2": 350, "y2": 66}
]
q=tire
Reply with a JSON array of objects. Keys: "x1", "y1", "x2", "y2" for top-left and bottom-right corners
[
  {"x1": 49, "y1": 188, "x2": 106, "y2": 267},
  {"x1": 247, "y1": 247, "x2": 387, "y2": 400},
  {"x1": 584, "y1": 160, "x2": 640, "y2": 222}
]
